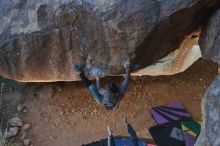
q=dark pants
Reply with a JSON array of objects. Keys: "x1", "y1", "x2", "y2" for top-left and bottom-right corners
[{"x1": 79, "y1": 73, "x2": 91, "y2": 88}]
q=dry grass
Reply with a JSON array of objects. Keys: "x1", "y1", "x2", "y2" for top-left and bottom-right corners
[
  {"x1": 0, "y1": 83, "x2": 19, "y2": 146},
  {"x1": 0, "y1": 111, "x2": 19, "y2": 146}
]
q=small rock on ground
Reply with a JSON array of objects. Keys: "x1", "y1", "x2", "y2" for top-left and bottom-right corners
[
  {"x1": 22, "y1": 124, "x2": 31, "y2": 130},
  {"x1": 17, "y1": 105, "x2": 25, "y2": 112},
  {"x1": 10, "y1": 118, "x2": 23, "y2": 127},
  {"x1": 21, "y1": 131, "x2": 26, "y2": 139},
  {"x1": 23, "y1": 139, "x2": 30, "y2": 146},
  {"x1": 6, "y1": 127, "x2": 19, "y2": 138}
]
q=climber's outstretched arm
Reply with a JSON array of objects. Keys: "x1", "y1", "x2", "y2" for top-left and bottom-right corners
[
  {"x1": 79, "y1": 73, "x2": 92, "y2": 88},
  {"x1": 119, "y1": 63, "x2": 130, "y2": 95},
  {"x1": 72, "y1": 64, "x2": 103, "y2": 104},
  {"x1": 96, "y1": 76, "x2": 101, "y2": 90}
]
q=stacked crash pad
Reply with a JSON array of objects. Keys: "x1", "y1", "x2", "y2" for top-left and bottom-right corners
[{"x1": 149, "y1": 102, "x2": 201, "y2": 146}]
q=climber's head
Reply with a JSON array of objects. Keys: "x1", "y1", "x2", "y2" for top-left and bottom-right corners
[
  {"x1": 99, "y1": 88, "x2": 119, "y2": 110},
  {"x1": 104, "y1": 102, "x2": 119, "y2": 110},
  {"x1": 107, "y1": 81, "x2": 119, "y2": 93}
]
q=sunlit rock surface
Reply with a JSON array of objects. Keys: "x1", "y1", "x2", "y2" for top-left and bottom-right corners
[{"x1": 132, "y1": 30, "x2": 201, "y2": 76}]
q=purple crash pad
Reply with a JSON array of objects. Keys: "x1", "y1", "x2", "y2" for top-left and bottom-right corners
[{"x1": 150, "y1": 102, "x2": 191, "y2": 125}]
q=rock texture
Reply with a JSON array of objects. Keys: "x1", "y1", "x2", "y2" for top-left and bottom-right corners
[
  {"x1": 200, "y1": 9, "x2": 220, "y2": 64},
  {"x1": 132, "y1": 30, "x2": 201, "y2": 76},
  {"x1": 195, "y1": 10, "x2": 220, "y2": 146},
  {"x1": 196, "y1": 76, "x2": 220, "y2": 146},
  {"x1": 195, "y1": 124, "x2": 211, "y2": 146},
  {"x1": 0, "y1": 0, "x2": 220, "y2": 82}
]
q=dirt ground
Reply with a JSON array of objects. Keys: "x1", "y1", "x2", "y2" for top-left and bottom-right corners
[{"x1": 0, "y1": 58, "x2": 218, "y2": 146}]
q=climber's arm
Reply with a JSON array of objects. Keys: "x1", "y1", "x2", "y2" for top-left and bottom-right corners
[
  {"x1": 96, "y1": 76, "x2": 101, "y2": 90},
  {"x1": 72, "y1": 65, "x2": 103, "y2": 104},
  {"x1": 119, "y1": 64, "x2": 130, "y2": 96},
  {"x1": 88, "y1": 85, "x2": 103, "y2": 104}
]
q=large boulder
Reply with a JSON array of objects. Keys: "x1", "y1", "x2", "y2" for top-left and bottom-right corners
[
  {"x1": 196, "y1": 9, "x2": 220, "y2": 146},
  {"x1": 196, "y1": 76, "x2": 220, "y2": 146},
  {"x1": 0, "y1": 0, "x2": 220, "y2": 82},
  {"x1": 200, "y1": 9, "x2": 220, "y2": 64}
]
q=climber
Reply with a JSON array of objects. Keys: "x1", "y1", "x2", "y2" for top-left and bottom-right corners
[
  {"x1": 72, "y1": 61, "x2": 130, "y2": 110},
  {"x1": 106, "y1": 117, "x2": 139, "y2": 146}
]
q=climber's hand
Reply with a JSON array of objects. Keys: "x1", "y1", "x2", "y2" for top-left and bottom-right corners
[
  {"x1": 95, "y1": 75, "x2": 100, "y2": 80},
  {"x1": 123, "y1": 60, "x2": 130, "y2": 69}
]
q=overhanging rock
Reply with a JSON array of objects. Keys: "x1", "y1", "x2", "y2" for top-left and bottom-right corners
[
  {"x1": 0, "y1": 0, "x2": 220, "y2": 82},
  {"x1": 132, "y1": 30, "x2": 201, "y2": 76}
]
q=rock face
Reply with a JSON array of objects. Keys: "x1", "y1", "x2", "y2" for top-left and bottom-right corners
[
  {"x1": 197, "y1": 76, "x2": 220, "y2": 146},
  {"x1": 200, "y1": 9, "x2": 220, "y2": 64},
  {"x1": 132, "y1": 30, "x2": 201, "y2": 76},
  {"x1": 0, "y1": 0, "x2": 220, "y2": 82},
  {"x1": 196, "y1": 9, "x2": 220, "y2": 146}
]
